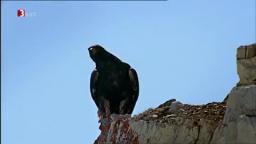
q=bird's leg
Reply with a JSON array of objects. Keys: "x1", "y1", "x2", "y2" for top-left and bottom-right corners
[
  {"x1": 98, "y1": 101, "x2": 110, "y2": 135},
  {"x1": 119, "y1": 100, "x2": 127, "y2": 114},
  {"x1": 97, "y1": 110, "x2": 104, "y2": 122},
  {"x1": 103, "y1": 100, "x2": 111, "y2": 119},
  {"x1": 98, "y1": 100, "x2": 111, "y2": 133}
]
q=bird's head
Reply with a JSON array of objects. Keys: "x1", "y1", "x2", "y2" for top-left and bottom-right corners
[
  {"x1": 88, "y1": 44, "x2": 122, "y2": 66},
  {"x1": 88, "y1": 44, "x2": 106, "y2": 62}
]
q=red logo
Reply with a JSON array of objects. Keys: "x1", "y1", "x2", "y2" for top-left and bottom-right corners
[{"x1": 17, "y1": 9, "x2": 25, "y2": 17}]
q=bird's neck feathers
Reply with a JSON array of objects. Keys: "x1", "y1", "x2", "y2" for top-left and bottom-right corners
[
  {"x1": 94, "y1": 52, "x2": 122, "y2": 70},
  {"x1": 105, "y1": 51, "x2": 122, "y2": 62},
  {"x1": 96, "y1": 51, "x2": 121, "y2": 63}
]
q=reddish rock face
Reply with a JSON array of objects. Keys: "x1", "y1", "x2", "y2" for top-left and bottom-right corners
[
  {"x1": 94, "y1": 115, "x2": 139, "y2": 144},
  {"x1": 95, "y1": 118, "x2": 112, "y2": 144}
]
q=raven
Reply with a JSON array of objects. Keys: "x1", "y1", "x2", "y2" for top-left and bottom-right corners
[{"x1": 88, "y1": 45, "x2": 139, "y2": 119}]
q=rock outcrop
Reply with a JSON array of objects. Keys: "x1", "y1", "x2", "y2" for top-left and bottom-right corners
[
  {"x1": 237, "y1": 44, "x2": 256, "y2": 86},
  {"x1": 211, "y1": 85, "x2": 256, "y2": 144},
  {"x1": 94, "y1": 44, "x2": 256, "y2": 144}
]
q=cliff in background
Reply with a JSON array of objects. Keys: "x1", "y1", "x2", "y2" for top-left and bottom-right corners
[{"x1": 94, "y1": 44, "x2": 256, "y2": 144}]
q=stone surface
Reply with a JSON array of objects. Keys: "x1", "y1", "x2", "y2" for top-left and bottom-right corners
[
  {"x1": 211, "y1": 85, "x2": 256, "y2": 144},
  {"x1": 94, "y1": 44, "x2": 256, "y2": 144},
  {"x1": 237, "y1": 44, "x2": 256, "y2": 86},
  {"x1": 95, "y1": 100, "x2": 227, "y2": 144}
]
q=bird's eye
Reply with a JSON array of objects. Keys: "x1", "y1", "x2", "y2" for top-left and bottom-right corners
[{"x1": 89, "y1": 47, "x2": 93, "y2": 51}]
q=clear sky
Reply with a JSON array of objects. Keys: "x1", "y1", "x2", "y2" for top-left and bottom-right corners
[{"x1": 2, "y1": 0, "x2": 255, "y2": 144}]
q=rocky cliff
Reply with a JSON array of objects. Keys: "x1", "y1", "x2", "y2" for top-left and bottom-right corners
[{"x1": 94, "y1": 44, "x2": 256, "y2": 144}]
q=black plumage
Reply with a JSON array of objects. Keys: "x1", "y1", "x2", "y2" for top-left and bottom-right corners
[{"x1": 88, "y1": 45, "x2": 139, "y2": 119}]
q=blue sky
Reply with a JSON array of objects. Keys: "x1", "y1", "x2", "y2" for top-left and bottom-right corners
[{"x1": 2, "y1": 1, "x2": 255, "y2": 144}]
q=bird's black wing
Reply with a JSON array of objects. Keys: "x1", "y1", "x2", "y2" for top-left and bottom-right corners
[
  {"x1": 128, "y1": 68, "x2": 139, "y2": 113},
  {"x1": 90, "y1": 69, "x2": 99, "y2": 108}
]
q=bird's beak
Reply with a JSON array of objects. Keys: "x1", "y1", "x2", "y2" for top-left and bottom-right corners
[
  {"x1": 88, "y1": 47, "x2": 93, "y2": 51},
  {"x1": 88, "y1": 47, "x2": 97, "y2": 55}
]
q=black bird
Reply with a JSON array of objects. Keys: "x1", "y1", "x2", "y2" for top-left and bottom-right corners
[{"x1": 88, "y1": 45, "x2": 139, "y2": 119}]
